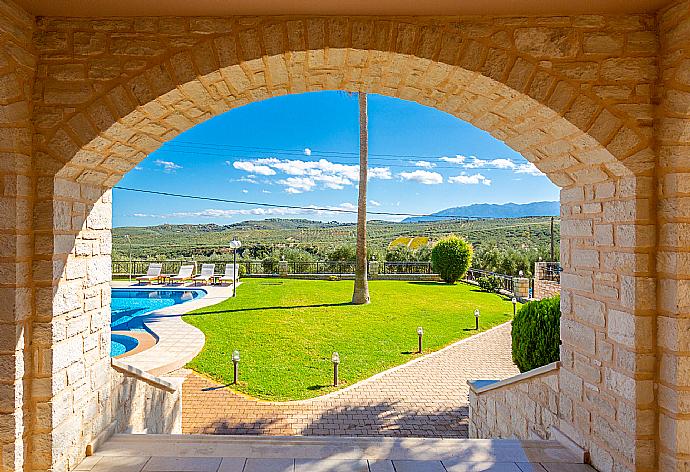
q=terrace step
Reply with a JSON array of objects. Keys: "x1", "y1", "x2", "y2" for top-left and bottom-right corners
[{"x1": 80, "y1": 434, "x2": 595, "y2": 471}]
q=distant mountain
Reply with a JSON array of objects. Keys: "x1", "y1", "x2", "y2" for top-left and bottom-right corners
[{"x1": 402, "y1": 201, "x2": 559, "y2": 223}]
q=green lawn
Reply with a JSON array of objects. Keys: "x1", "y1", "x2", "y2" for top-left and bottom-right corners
[{"x1": 184, "y1": 278, "x2": 515, "y2": 401}]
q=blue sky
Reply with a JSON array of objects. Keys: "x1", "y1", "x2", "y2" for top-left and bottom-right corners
[{"x1": 113, "y1": 92, "x2": 559, "y2": 227}]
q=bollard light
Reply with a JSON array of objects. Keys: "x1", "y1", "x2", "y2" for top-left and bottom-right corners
[
  {"x1": 417, "y1": 326, "x2": 424, "y2": 354},
  {"x1": 474, "y1": 308, "x2": 480, "y2": 330},
  {"x1": 512, "y1": 297, "x2": 517, "y2": 316},
  {"x1": 232, "y1": 350, "x2": 240, "y2": 384},
  {"x1": 332, "y1": 352, "x2": 340, "y2": 386}
]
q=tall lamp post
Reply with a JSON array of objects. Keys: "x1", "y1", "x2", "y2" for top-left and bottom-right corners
[
  {"x1": 229, "y1": 236, "x2": 242, "y2": 297},
  {"x1": 125, "y1": 234, "x2": 132, "y2": 282}
]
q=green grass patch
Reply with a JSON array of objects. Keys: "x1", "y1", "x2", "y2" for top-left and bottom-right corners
[{"x1": 184, "y1": 278, "x2": 515, "y2": 401}]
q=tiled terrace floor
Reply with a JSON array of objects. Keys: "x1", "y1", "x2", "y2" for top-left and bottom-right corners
[
  {"x1": 77, "y1": 435, "x2": 594, "y2": 472},
  {"x1": 182, "y1": 322, "x2": 519, "y2": 437}
]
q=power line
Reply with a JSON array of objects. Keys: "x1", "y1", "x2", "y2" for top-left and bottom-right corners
[
  {"x1": 162, "y1": 141, "x2": 533, "y2": 169},
  {"x1": 114, "y1": 186, "x2": 477, "y2": 219}
]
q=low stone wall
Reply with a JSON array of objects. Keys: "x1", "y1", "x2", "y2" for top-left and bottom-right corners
[
  {"x1": 468, "y1": 362, "x2": 560, "y2": 440},
  {"x1": 110, "y1": 360, "x2": 183, "y2": 435},
  {"x1": 534, "y1": 279, "x2": 560, "y2": 300}
]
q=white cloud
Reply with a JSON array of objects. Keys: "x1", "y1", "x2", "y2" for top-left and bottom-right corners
[
  {"x1": 515, "y1": 162, "x2": 544, "y2": 176},
  {"x1": 414, "y1": 161, "x2": 436, "y2": 169},
  {"x1": 231, "y1": 160, "x2": 276, "y2": 176},
  {"x1": 230, "y1": 157, "x2": 392, "y2": 193},
  {"x1": 242, "y1": 189, "x2": 248, "y2": 194},
  {"x1": 448, "y1": 173, "x2": 492, "y2": 186},
  {"x1": 439, "y1": 154, "x2": 544, "y2": 176},
  {"x1": 440, "y1": 155, "x2": 466, "y2": 164},
  {"x1": 398, "y1": 170, "x2": 443, "y2": 185},
  {"x1": 155, "y1": 159, "x2": 182, "y2": 172},
  {"x1": 278, "y1": 176, "x2": 317, "y2": 194},
  {"x1": 304, "y1": 148, "x2": 312, "y2": 156},
  {"x1": 338, "y1": 202, "x2": 357, "y2": 211},
  {"x1": 134, "y1": 166, "x2": 144, "y2": 171},
  {"x1": 370, "y1": 200, "x2": 381, "y2": 206},
  {"x1": 369, "y1": 167, "x2": 393, "y2": 180}
]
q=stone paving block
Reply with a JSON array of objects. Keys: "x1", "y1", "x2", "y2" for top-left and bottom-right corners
[
  {"x1": 392, "y1": 460, "x2": 447, "y2": 472},
  {"x1": 90, "y1": 456, "x2": 151, "y2": 472},
  {"x1": 540, "y1": 464, "x2": 596, "y2": 472},
  {"x1": 142, "y1": 457, "x2": 222, "y2": 472},
  {"x1": 442, "y1": 462, "x2": 522, "y2": 472},
  {"x1": 367, "y1": 460, "x2": 395, "y2": 472},
  {"x1": 244, "y1": 458, "x2": 294, "y2": 472},
  {"x1": 516, "y1": 464, "x2": 547, "y2": 472},
  {"x1": 75, "y1": 456, "x2": 103, "y2": 470},
  {"x1": 218, "y1": 458, "x2": 247, "y2": 472},
  {"x1": 294, "y1": 459, "x2": 368, "y2": 472}
]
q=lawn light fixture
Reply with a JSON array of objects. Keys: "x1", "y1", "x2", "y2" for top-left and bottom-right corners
[
  {"x1": 417, "y1": 327, "x2": 424, "y2": 354},
  {"x1": 229, "y1": 237, "x2": 242, "y2": 297},
  {"x1": 232, "y1": 350, "x2": 240, "y2": 384},
  {"x1": 332, "y1": 351, "x2": 340, "y2": 386},
  {"x1": 474, "y1": 309, "x2": 480, "y2": 330},
  {"x1": 512, "y1": 297, "x2": 518, "y2": 316}
]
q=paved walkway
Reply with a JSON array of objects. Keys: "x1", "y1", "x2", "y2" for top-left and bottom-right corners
[
  {"x1": 78, "y1": 434, "x2": 593, "y2": 472},
  {"x1": 182, "y1": 322, "x2": 519, "y2": 438},
  {"x1": 111, "y1": 281, "x2": 235, "y2": 376}
]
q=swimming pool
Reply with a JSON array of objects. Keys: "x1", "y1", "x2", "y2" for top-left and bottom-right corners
[
  {"x1": 110, "y1": 288, "x2": 205, "y2": 356},
  {"x1": 111, "y1": 334, "x2": 139, "y2": 357}
]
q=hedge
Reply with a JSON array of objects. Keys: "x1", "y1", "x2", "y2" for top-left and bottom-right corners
[
  {"x1": 511, "y1": 295, "x2": 560, "y2": 372},
  {"x1": 430, "y1": 235, "x2": 473, "y2": 284}
]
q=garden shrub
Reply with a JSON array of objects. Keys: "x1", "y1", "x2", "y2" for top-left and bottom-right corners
[
  {"x1": 237, "y1": 264, "x2": 247, "y2": 278},
  {"x1": 431, "y1": 235, "x2": 473, "y2": 284},
  {"x1": 511, "y1": 295, "x2": 561, "y2": 372},
  {"x1": 477, "y1": 275, "x2": 502, "y2": 293}
]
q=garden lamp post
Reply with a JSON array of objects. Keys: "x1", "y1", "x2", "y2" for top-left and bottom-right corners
[
  {"x1": 232, "y1": 350, "x2": 240, "y2": 384},
  {"x1": 417, "y1": 326, "x2": 424, "y2": 354},
  {"x1": 229, "y1": 236, "x2": 242, "y2": 297},
  {"x1": 512, "y1": 297, "x2": 517, "y2": 316},
  {"x1": 125, "y1": 234, "x2": 132, "y2": 281},
  {"x1": 332, "y1": 351, "x2": 340, "y2": 386},
  {"x1": 474, "y1": 309, "x2": 480, "y2": 330}
]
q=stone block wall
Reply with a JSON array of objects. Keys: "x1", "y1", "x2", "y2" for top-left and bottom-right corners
[
  {"x1": 110, "y1": 361, "x2": 182, "y2": 435},
  {"x1": 534, "y1": 279, "x2": 560, "y2": 300},
  {"x1": 469, "y1": 362, "x2": 560, "y2": 440},
  {"x1": 656, "y1": 1, "x2": 690, "y2": 469},
  {"x1": 0, "y1": 2, "x2": 34, "y2": 472}
]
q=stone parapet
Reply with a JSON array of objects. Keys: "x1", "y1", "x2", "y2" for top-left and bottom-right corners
[{"x1": 468, "y1": 362, "x2": 560, "y2": 441}]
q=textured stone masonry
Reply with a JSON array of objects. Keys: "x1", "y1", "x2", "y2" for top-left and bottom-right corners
[{"x1": 0, "y1": 0, "x2": 689, "y2": 471}]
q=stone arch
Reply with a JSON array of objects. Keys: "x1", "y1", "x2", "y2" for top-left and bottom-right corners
[{"x1": 29, "y1": 15, "x2": 659, "y2": 472}]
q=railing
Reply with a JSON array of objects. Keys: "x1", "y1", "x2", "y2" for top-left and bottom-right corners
[
  {"x1": 465, "y1": 268, "x2": 515, "y2": 293},
  {"x1": 381, "y1": 262, "x2": 433, "y2": 274},
  {"x1": 535, "y1": 262, "x2": 562, "y2": 283}
]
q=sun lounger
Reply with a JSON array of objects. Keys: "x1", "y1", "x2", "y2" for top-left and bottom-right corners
[
  {"x1": 219, "y1": 263, "x2": 239, "y2": 285},
  {"x1": 193, "y1": 263, "x2": 215, "y2": 285},
  {"x1": 136, "y1": 263, "x2": 162, "y2": 284},
  {"x1": 168, "y1": 264, "x2": 195, "y2": 284}
]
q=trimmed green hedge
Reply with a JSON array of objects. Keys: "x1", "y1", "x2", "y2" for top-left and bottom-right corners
[
  {"x1": 431, "y1": 235, "x2": 473, "y2": 284},
  {"x1": 477, "y1": 275, "x2": 502, "y2": 293},
  {"x1": 511, "y1": 295, "x2": 560, "y2": 372}
]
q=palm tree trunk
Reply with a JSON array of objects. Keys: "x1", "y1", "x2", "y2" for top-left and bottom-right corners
[{"x1": 352, "y1": 92, "x2": 370, "y2": 305}]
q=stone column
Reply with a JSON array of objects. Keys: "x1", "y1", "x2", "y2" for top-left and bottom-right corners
[
  {"x1": 512, "y1": 277, "x2": 530, "y2": 299},
  {"x1": 656, "y1": 2, "x2": 690, "y2": 469},
  {"x1": 368, "y1": 260, "x2": 380, "y2": 279},
  {"x1": 0, "y1": 3, "x2": 35, "y2": 472},
  {"x1": 278, "y1": 260, "x2": 288, "y2": 277}
]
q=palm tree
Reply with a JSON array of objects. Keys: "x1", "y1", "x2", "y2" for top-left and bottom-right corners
[{"x1": 352, "y1": 92, "x2": 370, "y2": 305}]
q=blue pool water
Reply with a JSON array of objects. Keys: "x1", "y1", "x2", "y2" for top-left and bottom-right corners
[
  {"x1": 110, "y1": 288, "x2": 205, "y2": 356},
  {"x1": 111, "y1": 334, "x2": 139, "y2": 357}
]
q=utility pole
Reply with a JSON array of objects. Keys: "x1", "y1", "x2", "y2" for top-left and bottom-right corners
[{"x1": 550, "y1": 217, "x2": 555, "y2": 261}]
